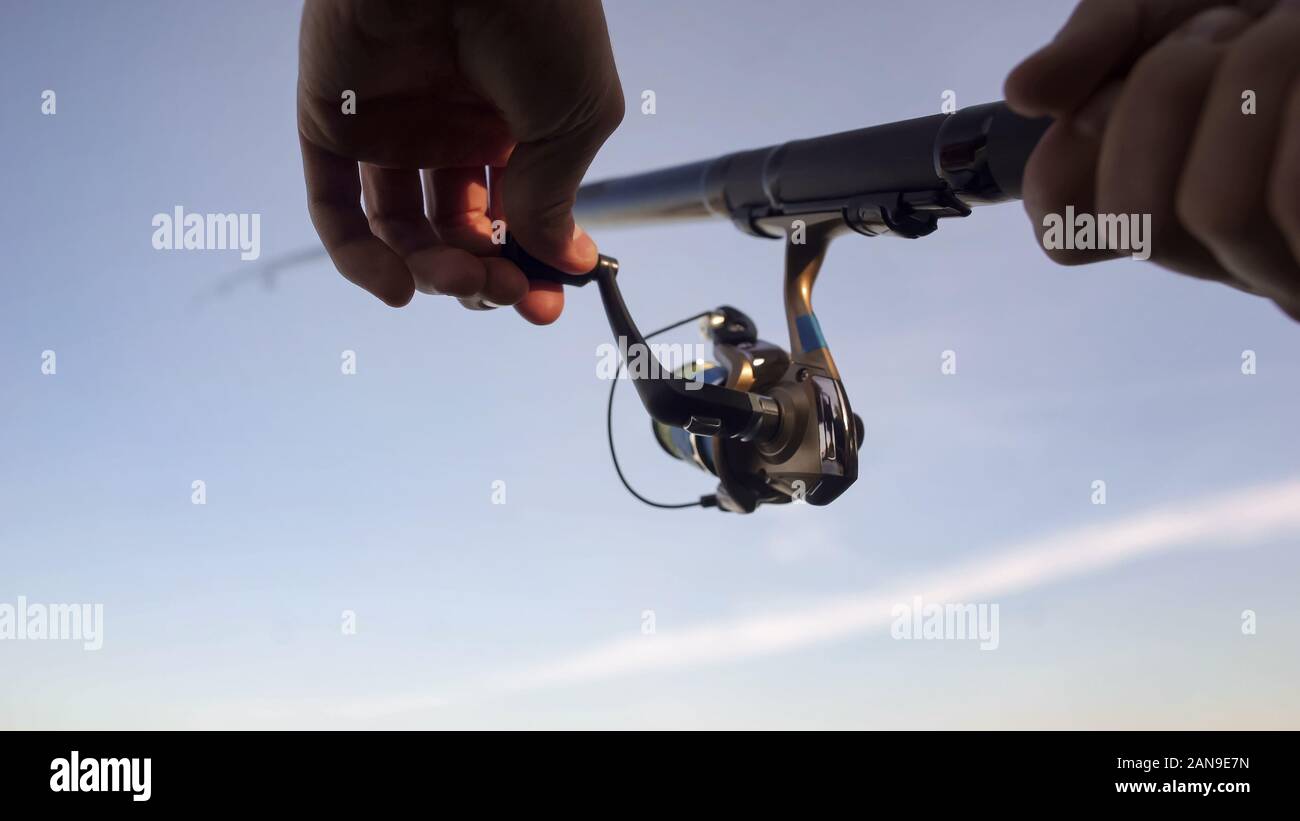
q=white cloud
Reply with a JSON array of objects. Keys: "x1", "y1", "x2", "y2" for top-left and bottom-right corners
[
  {"x1": 499, "y1": 478, "x2": 1300, "y2": 690},
  {"x1": 182, "y1": 478, "x2": 1300, "y2": 724}
]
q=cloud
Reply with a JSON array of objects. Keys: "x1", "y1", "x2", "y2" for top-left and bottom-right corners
[
  {"x1": 181, "y1": 478, "x2": 1300, "y2": 724},
  {"x1": 498, "y1": 478, "x2": 1300, "y2": 690}
]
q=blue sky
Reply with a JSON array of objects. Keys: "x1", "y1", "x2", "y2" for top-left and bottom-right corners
[{"x1": 1, "y1": 0, "x2": 1298, "y2": 729}]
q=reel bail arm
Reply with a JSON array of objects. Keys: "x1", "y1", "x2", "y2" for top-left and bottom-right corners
[
  {"x1": 503, "y1": 238, "x2": 782, "y2": 442},
  {"x1": 503, "y1": 220, "x2": 861, "y2": 513}
]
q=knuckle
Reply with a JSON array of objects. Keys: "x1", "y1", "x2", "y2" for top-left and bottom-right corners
[
  {"x1": 1099, "y1": 183, "x2": 1176, "y2": 258},
  {"x1": 594, "y1": 88, "x2": 626, "y2": 135},
  {"x1": 365, "y1": 214, "x2": 400, "y2": 243},
  {"x1": 306, "y1": 200, "x2": 350, "y2": 243},
  {"x1": 366, "y1": 209, "x2": 420, "y2": 238},
  {"x1": 365, "y1": 211, "x2": 397, "y2": 233},
  {"x1": 1176, "y1": 181, "x2": 1254, "y2": 246}
]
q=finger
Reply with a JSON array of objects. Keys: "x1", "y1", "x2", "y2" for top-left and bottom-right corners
[
  {"x1": 1178, "y1": 1, "x2": 1300, "y2": 313},
  {"x1": 455, "y1": 258, "x2": 531, "y2": 310},
  {"x1": 486, "y1": 166, "x2": 563, "y2": 321},
  {"x1": 502, "y1": 132, "x2": 612, "y2": 273},
  {"x1": 299, "y1": 133, "x2": 414, "y2": 307},
  {"x1": 1271, "y1": 72, "x2": 1300, "y2": 319},
  {"x1": 513, "y1": 280, "x2": 564, "y2": 326},
  {"x1": 1006, "y1": 0, "x2": 1241, "y2": 118},
  {"x1": 488, "y1": 166, "x2": 507, "y2": 225},
  {"x1": 480, "y1": 164, "x2": 550, "y2": 310},
  {"x1": 422, "y1": 166, "x2": 530, "y2": 310},
  {"x1": 362, "y1": 164, "x2": 485, "y2": 298},
  {"x1": 426, "y1": 166, "x2": 499, "y2": 256},
  {"x1": 458, "y1": 0, "x2": 623, "y2": 273},
  {"x1": 1021, "y1": 113, "x2": 1117, "y2": 266},
  {"x1": 481, "y1": 257, "x2": 529, "y2": 308},
  {"x1": 361, "y1": 163, "x2": 439, "y2": 256},
  {"x1": 1094, "y1": 6, "x2": 1255, "y2": 285}
]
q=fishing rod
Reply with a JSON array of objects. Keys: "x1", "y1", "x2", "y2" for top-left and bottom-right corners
[{"x1": 505, "y1": 101, "x2": 1052, "y2": 513}]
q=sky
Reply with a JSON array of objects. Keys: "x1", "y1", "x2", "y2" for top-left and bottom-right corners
[{"x1": 1, "y1": 0, "x2": 1298, "y2": 729}]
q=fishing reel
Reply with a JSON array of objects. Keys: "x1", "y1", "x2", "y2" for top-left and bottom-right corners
[
  {"x1": 650, "y1": 302, "x2": 863, "y2": 513},
  {"x1": 500, "y1": 101, "x2": 1051, "y2": 513},
  {"x1": 505, "y1": 215, "x2": 862, "y2": 513}
]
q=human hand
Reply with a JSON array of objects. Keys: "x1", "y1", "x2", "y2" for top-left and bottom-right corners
[
  {"x1": 1006, "y1": 0, "x2": 1300, "y2": 321},
  {"x1": 297, "y1": 0, "x2": 624, "y2": 322}
]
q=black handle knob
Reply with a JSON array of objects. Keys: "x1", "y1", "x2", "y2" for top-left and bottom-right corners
[{"x1": 501, "y1": 236, "x2": 617, "y2": 287}]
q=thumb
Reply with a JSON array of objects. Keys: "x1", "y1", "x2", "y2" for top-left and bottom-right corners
[
  {"x1": 503, "y1": 113, "x2": 621, "y2": 273},
  {"x1": 457, "y1": 0, "x2": 624, "y2": 273}
]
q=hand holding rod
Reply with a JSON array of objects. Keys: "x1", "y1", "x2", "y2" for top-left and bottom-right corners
[{"x1": 571, "y1": 101, "x2": 1052, "y2": 234}]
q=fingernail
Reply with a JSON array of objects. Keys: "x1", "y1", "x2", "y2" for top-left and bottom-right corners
[
  {"x1": 1180, "y1": 8, "x2": 1247, "y2": 42},
  {"x1": 1072, "y1": 85, "x2": 1120, "y2": 141}
]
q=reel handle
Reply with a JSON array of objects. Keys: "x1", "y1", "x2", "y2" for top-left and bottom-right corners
[
  {"x1": 503, "y1": 235, "x2": 781, "y2": 441},
  {"x1": 501, "y1": 236, "x2": 615, "y2": 287}
]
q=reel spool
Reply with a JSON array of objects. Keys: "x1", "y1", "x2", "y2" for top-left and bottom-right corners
[{"x1": 647, "y1": 304, "x2": 863, "y2": 513}]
